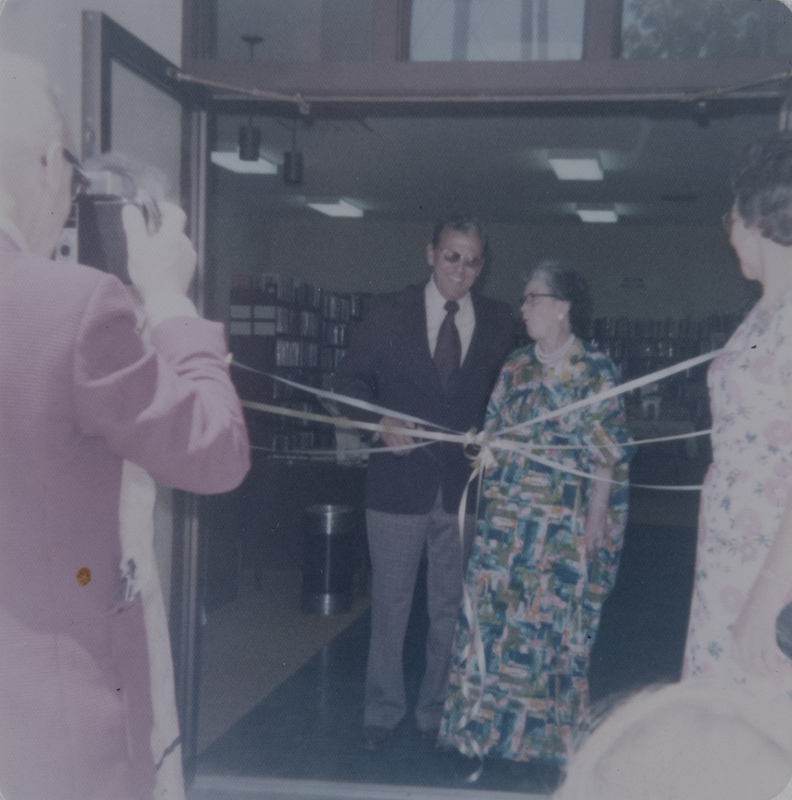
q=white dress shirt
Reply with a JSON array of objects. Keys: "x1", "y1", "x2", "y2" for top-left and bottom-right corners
[{"x1": 425, "y1": 276, "x2": 475, "y2": 364}]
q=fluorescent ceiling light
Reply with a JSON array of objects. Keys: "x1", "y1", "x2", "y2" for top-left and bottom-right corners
[
  {"x1": 548, "y1": 150, "x2": 604, "y2": 181},
  {"x1": 210, "y1": 149, "x2": 278, "y2": 175},
  {"x1": 549, "y1": 156, "x2": 604, "y2": 181},
  {"x1": 576, "y1": 205, "x2": 618, "y2": 223},
  {"x1": 307, "y1": 199, "x2": 364, "y2": 218}
]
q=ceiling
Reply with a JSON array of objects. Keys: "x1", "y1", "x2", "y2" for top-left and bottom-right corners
[{"x1": 210, "y1": 100, "x2": 782, "y2": 226}]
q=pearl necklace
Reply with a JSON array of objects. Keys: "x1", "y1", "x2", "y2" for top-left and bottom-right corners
[{"x1": 535, "y1": 334, "x2": 576, "y2": 365}]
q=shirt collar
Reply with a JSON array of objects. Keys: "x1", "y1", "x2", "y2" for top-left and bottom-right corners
[
  {"x1": 426, "y1": 275, "x2": 472, "y2": 313},
  {"x1": 0, "y1": 214, "x2": 29, "y2": 253}
]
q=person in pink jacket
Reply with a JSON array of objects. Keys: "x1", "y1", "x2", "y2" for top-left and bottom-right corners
[{"x1": 0, "y1": 52, "x2": 250, "y2": 800}]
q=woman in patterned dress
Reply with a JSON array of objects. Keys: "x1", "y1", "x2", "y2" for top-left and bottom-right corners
[
  {"x1": 438, "y1": 262, "x2": 633, "y2": 772},
  {"x1": 684, "y1": 136, "x2": 792, "y2": 690}
]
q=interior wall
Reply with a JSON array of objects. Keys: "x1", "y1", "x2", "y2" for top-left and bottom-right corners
[
  {"x1": 211, "y1": 202, "x2": 760, "y2": 324},
  {"x1": 0, "y1": 0, "x2": 182, "y2": 151}
]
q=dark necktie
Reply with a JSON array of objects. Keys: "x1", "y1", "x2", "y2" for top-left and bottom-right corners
[{"x1": 434, "y1": 300, "x2": 461, "y2": 392}]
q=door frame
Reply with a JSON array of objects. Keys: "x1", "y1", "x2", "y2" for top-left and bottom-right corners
[{"x1": 81, "y1": 10, "x2": 210, "y2": 774}]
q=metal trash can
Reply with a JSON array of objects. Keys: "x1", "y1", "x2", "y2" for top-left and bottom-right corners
[{"x1": 301, "y1": 504, "x2": 357, "y2": 615}]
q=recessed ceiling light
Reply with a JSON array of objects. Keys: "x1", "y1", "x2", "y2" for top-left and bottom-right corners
[
  {"x1": 548, "y1": 150, "x2": 604, "y2": 181},
  {"x1": 306, "y1": 199, "x2": 364, "y2": 218},
  {"x1": 210, "y1": 149, "x2": 278, "y2": 175},
  {"x1": 576, "y1": 205, "x2": 618, "y2": 223}
]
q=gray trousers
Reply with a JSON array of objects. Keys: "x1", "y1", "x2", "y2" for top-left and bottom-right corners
[{"x1": 364, "y1": 492, "x2": 475, "y2": 731}]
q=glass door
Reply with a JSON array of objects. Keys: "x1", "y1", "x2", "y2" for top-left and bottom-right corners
[{"x1": 80, "y1": 10, "x2": 208, "y2": 772}]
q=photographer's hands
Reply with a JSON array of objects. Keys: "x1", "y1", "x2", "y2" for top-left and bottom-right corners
[{"x1": 122, "y1": 201, "x2": 198, "y2": 325}]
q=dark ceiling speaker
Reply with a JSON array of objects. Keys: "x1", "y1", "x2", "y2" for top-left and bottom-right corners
[
  {"x1": 283, "y1": 151, "x2": 303, "y2": 185},
  {"x1": 238, "y1": 35, "x2": 264, "y2": 162},
  {"x1": 239, "y1": 124, "x2": 261, "y2": 162}
]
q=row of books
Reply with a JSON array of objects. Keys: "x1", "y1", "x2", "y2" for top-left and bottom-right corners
[
  {"x1": 232, "y1": 273, "x2": 369, "y2": 321},
  {"x1": 592, "y1": 314, "x2": 741, "y2": 340},
  {"x1": 271, "y1": 429, "x2": 336, "y2": 453},
  {"x1": 594, "y1": 333, "x2": 730, "y2": 364},
  {"x1": 229, "y1": 314, "x2": 350, "y2": 346}
]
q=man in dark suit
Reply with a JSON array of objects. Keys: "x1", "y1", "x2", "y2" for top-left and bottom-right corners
[{"x1": 334, "y1": 214, "x2": 514, "y2": 750}]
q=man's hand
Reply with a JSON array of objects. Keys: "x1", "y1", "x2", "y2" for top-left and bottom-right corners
[
  {"x1": 379, "y1": 416, "x2": 417, "y2": 455},
  {"x1": 123, "y1": 201, "x2": 196, "y2": 299}
]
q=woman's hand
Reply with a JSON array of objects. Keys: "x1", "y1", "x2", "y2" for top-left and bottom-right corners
[
  {"x1": 730, "y1": 570, "x2": 792, "y2": 684},
  {"x1": 584, "y1": 466, "x2": 613, "y2": 559}
]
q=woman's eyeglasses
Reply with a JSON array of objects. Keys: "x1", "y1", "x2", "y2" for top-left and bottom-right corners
[{"x1": 523, "y1": 292, "x2": 558, "y2": 304}]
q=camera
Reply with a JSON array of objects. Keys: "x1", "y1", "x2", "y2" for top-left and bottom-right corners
[{"x1": 54, "y1": 154, "x2": 165, "y2": 284}]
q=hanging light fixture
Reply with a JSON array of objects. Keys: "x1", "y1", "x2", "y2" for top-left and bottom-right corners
[
  {"x1": 238, "y1": 123, "x2": 261, "y2": 162},
  {"x1": 283, "y1": 118, "x2": 303, "y2": 185},
  {"x1": 238, "y1": 35, "x2": 263, "y2": 162}
]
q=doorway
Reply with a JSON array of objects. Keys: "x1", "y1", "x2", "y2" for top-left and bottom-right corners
[{"x1": 190, "y1": 99, "x2": 773, "y2": 795}]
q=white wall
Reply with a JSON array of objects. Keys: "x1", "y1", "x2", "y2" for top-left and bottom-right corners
[{"x1": 0, "y1": 0, "x2": 182, "y2": 150}]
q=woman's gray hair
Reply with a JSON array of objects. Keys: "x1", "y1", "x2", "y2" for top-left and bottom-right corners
[
  {"x1": 525, "y1": 260, "x2": 592, "y2": 337},
  {"x1": 732, "y1": 135, "x2": 792, "y2": 246}
]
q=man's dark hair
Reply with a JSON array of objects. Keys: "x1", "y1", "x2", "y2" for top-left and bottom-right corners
[
  {"x1": 431, "y1": 212, "x2": 488, "y2": 257},
  {"x1": 527, "y1": 260, "x2": 592, "y2": 337},
  {"x1": 733, "y1": 134, "x2": 792, "y2": 246}
]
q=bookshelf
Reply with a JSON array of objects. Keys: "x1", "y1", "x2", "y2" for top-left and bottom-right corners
[{"x1": 228, "y1": 273, "x2": 369, "y2": 454}]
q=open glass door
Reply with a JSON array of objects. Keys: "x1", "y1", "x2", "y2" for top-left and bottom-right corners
[{"x1": 80, "y1": 11, "x2": 209, "y2": 775}]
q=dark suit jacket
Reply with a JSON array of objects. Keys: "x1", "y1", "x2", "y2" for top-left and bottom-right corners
[{"x1": 334, "y1": 282, "x2": 514, "y2": 515}]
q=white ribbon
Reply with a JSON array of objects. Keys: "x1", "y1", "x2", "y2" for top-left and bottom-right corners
[
  {"x1": 501, "y1": 349, "x2": 720, "y2": 436},
  {"x1": 232, "y1": 361, "x2": 457, "y2": 432},
  {"x1": 235, "y1": 349, "x2": 721, "y2": 768},
  {"x1": 240, "y1": 398, "x2": 707, "y2": 491},
  {"x1": 234, "y1": 350, "x2": 719, "y2": 490}
]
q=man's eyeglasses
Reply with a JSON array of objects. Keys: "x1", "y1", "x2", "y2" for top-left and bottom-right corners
[
  {"x1": 523, "y1": 292, "x2": 558, "y2": 304},
  {"x1": 440, "y1": 250, "x2": 484, "y2": 270},
  {"x1": 63, "y1": 148, "x2": 91, "y2": 200}
]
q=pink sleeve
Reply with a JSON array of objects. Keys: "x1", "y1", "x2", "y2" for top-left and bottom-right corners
[{"x1": 73, "y1": 275, "x2": 250, "y2": 494}]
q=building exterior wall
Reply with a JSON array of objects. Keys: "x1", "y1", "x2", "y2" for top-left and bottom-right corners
[{"x1": 0, "y1": 0, "x2": 182, "y2": 146}]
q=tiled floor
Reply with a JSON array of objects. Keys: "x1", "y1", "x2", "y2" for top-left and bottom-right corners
[
  {"x1": 196, "y1": 565, "x2": 562, "y2": 797},
  {"x1": 197, "y1": 570, "x2": 370, "y2": 751},
  {"x1": 192, "y1": 479, "x2": 701, "y2": 798}
]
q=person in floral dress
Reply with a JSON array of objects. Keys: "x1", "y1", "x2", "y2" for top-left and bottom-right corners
[
  {"x1": 438, "y1": 263, "x2": 633, "y2": 772},
  {"x1": 684, "y1": 136, "x2": 792, "y2": 694}
]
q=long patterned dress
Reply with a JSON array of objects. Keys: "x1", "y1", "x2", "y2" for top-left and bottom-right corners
[
  {"x1": 684, "y1": 294, "x2": 792, "y2": 681},
  {"x1": 439, "y1": 338, "x2": 632, "y2": 764}
]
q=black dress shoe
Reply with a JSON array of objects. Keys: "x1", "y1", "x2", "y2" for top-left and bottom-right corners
[
  {"x1": 362, "y1": 725, "x2": 393, "y2": 751},
  {"x1": 449, "y1": 750, "x2": 484, "y2": 783}
]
